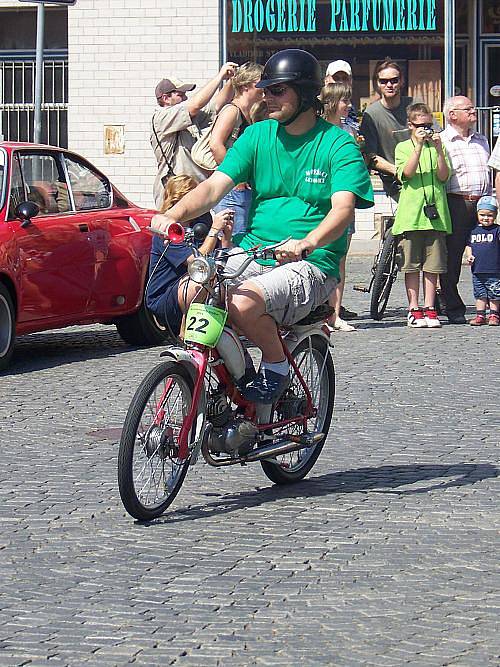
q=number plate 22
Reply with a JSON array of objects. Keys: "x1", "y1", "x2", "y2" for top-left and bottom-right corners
[{"x1": 184, "y1": 303, "x2": 227, "y2": 347}]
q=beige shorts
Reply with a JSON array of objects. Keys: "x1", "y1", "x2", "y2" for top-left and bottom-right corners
[
  {"x1": 398, "y1": 230, "x2": 447, "y2": 273},
  {"x1": 225, "y1": 248, "x2": 336, "y2": 326}
]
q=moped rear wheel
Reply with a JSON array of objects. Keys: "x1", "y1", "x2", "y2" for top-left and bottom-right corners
[
  {"x1": 261, "y1": 335, "x2": 335, "y2": 485},
  {"x1": 118, "y1": 361, "x2": 193, "y2": 520}
]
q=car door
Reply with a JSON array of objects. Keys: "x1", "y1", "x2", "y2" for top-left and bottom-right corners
[
  {"x1": 63, "y1": 154, "x2": 147, "y2": 316},
  {"x1": 10, "y1": 150, "x2": 95, "y2": 324}
]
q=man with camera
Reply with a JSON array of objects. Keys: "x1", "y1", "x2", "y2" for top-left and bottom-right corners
[
  {"x1": 440, "y1": 96, "x2": 492, "y2": 324},
  {"x1": 391, "y1": 103, "x2": 452, "y2": 328},
  {"x1": 151, "y1": 62, "x2": 238, "y2": 207}
]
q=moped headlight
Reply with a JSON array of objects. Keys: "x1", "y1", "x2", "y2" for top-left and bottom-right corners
[{"x1": 188, "y1": 256, "x2": 214, "y2": 284}]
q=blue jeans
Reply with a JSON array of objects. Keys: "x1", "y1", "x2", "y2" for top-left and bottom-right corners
[{"x1": 213, "y1": 187, "x2": 252, "y2": 239}]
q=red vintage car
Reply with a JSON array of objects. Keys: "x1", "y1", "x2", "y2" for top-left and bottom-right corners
[{"x1": 0, "y1": 142, "x2": 168, "y2": 370}]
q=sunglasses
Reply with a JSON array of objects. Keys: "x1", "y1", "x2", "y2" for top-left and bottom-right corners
[
  {"x1": 411, "y1": 123, "x2": 433, "y2": 129},
  {"x1": 264, "y1": 85, "x2": 289, "y2": 97},
  {"x1": 378, "y1": 77, "x2": 400, "y2": 85}
]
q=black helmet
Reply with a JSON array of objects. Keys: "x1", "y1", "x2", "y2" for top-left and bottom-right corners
[
  {"x1": 256, "y1": 49, "x2": 322, "y2": 93},
  {"x1": 256, "y1": 49, "x2": 323, "y2": 125}
]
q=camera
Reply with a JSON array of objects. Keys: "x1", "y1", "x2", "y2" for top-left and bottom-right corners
[
  {"x1": 424, "y1": 203, "x2": 439, "y2": 220},
  {"x1": 424, "y1": 127, "x2": 434, "y2": 138}
]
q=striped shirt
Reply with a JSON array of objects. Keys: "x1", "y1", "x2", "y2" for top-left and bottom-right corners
[{"x1": 440, "y1": 125, "x2": 491, "y2": 196}]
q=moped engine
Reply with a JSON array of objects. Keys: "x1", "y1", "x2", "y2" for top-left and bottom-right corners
[{"x1": 207, "y1": 417, "x2": 259, "y2": 456}]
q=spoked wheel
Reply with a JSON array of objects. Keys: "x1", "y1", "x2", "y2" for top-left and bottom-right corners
[
  {"x1": 118, "y1": 361, "x2": 194, "y2": 520},
  {"x1": 261, "y1": 335, "x2": 335, "y2": 485},
  {"x1": 370, "y1": 230, "x2": 398, "y2": 321}
]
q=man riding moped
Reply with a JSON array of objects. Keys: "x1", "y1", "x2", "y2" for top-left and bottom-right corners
[{"x1": 151, "y1": 49, "x2": 374, "y2": 404}]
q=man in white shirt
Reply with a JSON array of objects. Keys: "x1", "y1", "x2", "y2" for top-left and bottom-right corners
[
  {"x1": 440, "y1": 96, "x2": 491, "y2": 323},
  {"x1": 151, "y1": 63, "x2": 237, "y2": 207}
]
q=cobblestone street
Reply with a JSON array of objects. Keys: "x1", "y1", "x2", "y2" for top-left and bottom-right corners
[{"x1": 0, "y1": 256, "x2": 498, "y2": 666}]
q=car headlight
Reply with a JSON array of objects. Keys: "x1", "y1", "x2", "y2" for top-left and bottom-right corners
[{"x1": 188, "y1": 256, "x2": 214, "y2": 284}]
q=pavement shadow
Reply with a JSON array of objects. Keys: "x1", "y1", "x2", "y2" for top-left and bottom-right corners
[
  {"x1": 139, "y1": 462, "x2": 498, "y2": 526},
  {"x1": 2, "y1": 329, "x2": 152, "y2": 376}
]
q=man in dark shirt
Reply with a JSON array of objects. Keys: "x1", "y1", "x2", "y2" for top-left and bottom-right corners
[{"x1": 360, "y1": 59, "x2": 412, "y2": 200}]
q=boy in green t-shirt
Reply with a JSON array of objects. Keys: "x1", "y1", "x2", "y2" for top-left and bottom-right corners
[{"x1": 393, "y1": 103, "x2": 452, "y2": 328}]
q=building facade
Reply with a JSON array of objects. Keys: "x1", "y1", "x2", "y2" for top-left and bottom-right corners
[{"x1": 1, "y1": 0, "x2": 498, "y2": 235}]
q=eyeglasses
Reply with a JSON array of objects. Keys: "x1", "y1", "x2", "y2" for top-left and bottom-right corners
[
  {"x1": 451, "y1": 106, "x2": 476, "y2": 112},
  {"x1": 264, "y1": 85, "x2": 289, "y2": 97},
  {"x1": 378, "y1": 77, "x2": 400, "y2": 85}
]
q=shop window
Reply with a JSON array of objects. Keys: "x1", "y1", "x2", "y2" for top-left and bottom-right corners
[
  {"x1": 226, "y1": 0, "x2": 446, "y2": 113},
  {"x1": 481, "y1": 0, "x2": 500, "y2": 34}
]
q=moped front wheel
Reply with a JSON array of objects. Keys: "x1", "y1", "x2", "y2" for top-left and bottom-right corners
[
  {"x1": 118, "y1": 361, "x2": 194, "y2": 520},
  {"x1": 261, "y1": 335, "x2": 335, "y2": 485}
]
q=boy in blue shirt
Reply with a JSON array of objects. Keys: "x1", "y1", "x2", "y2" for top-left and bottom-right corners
[{"x1": 465, "y1": 196, "x2": 500, "y2": 326}]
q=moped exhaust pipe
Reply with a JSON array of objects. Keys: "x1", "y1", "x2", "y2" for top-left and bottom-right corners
[{"x1": 201, "y1": 427, "x2": 324, "y2": 468}]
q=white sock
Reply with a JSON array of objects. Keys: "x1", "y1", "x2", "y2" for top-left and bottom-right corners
[{"x1": 261, "y1": 359, "x2": 289, "y2": 376}]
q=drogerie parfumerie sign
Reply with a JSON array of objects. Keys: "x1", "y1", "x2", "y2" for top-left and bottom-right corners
[{"x1": 231, "y1": 0, "x2": 438, "y2": 33}]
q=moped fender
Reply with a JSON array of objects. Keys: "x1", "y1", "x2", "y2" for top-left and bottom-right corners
[
  {"x1": 159, "y1": 346, "x2": 206, "y2": 464},
  {"x1": 283, "y1": 326, "x2": 330, "y2": 354}
]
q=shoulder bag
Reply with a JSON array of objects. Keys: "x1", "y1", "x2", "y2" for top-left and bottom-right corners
[{"x1": 191, "y1": 104, "x2": 243, "y2": 172}]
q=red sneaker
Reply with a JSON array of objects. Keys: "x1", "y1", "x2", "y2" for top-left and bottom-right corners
[
  {"x1": 469, "y1": 315, "x2": 487, "y2": 326},
  {"x1": 424, "y1": 307, "x2": 441, "y2": 328},
  {"x1": 407, "y1": 308, "x2": 427, "y2": 328},
  {"x1": 488, "y1": 312, "x2": 500, "y2": 326}
]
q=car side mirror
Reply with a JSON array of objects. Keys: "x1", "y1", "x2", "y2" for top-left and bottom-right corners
[{"x1": 15, "y1": 201, "x2": 40, "y2": 228}]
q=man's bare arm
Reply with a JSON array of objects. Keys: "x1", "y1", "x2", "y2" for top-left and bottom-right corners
[
  {"x1": 371, "y1": 154, "x2": 397, "y2": 177},
  {"x1": 151, "y1": 172, "x2": 235, "y2": 234}
]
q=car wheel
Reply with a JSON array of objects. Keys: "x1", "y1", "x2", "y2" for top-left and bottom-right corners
[
  {"x1": 115, "y1": 297, "x2": 170, "y2": 346},
  {"x1": 0, "y1": 283, "x2": 15, "y2": 371}
]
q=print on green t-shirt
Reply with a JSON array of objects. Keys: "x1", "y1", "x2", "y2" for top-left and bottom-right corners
[{"x1": 217, "y1": 118, "x2": 374, "y2": 278}]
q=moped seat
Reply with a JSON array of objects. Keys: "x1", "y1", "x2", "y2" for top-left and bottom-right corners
[{"x1": 294, "y1": 303, "x2": 334, "y2": 326}]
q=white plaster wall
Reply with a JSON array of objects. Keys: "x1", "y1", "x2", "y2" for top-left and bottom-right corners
[{"x1": 67, "y1": 0, "x2": 220, "y2": 208}]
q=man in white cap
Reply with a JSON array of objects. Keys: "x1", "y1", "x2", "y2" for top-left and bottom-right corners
[
  {"x1": 325, "y1": 59, "x2": 352, "y2": 85},
  {"x1": 324, "y1": 59, "x2": 358, "y2": 134},
  {"x1": 151, "y1": 63, "x2": 237, "y2": 207}
]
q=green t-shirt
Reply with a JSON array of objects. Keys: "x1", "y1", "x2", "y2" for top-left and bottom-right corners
[
  {"x1": 217, "y1": 118, "x2": 374, "y2": 278},
  {"x1": 393, "y1": 139, "x2": 452, "y2": 235}
]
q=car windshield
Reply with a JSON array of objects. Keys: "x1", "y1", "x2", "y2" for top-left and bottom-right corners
[{"x1": 0, "y1": 149, "x2": 7, "y2": 211}]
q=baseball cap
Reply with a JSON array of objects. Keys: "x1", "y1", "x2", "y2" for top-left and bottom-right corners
[
  {"x1": 155, "y1": 77, "x2": 196, "y2": 99},
  {"x1": 325, "y1": 60, "x2": 352, "y2": 77},
  {"x1": 476, "y1": 195, "x2": 498, "y2": 212}
]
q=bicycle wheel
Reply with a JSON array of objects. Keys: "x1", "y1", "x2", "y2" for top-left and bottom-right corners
[
  {"x1": 261, "y1": 335, "x2": 335, "y2": 485},
  {"x1": 370, "y1": 230, "x2": 398, "y2": 321},
  {"x1": 118, "y1": 361, "x2": 194, "y2": 520}
]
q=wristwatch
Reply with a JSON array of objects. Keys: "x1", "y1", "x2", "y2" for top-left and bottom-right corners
[{"x1": 208, "y1": 229, "x2": 222, "y2": 239}]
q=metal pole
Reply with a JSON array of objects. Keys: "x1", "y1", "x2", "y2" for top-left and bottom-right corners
[
  {"x1": 444, "y1": 0, "x2": 455, "y2": 103},
  {"x1": 34, "y1": 1, "x2": 45, "y2": 143},
  {"x1": 219, "y1": 0, "x2": 227, "y2": 67}
]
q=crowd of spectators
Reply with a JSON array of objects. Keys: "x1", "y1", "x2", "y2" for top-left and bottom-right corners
[{"x1": 149, "y1": 56, "x2": 500, "y2": 331}]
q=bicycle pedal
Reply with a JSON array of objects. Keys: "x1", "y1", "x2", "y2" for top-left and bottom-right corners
[{"x1": 353, "y1": 284, "x2": 370, "y2": 292}]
